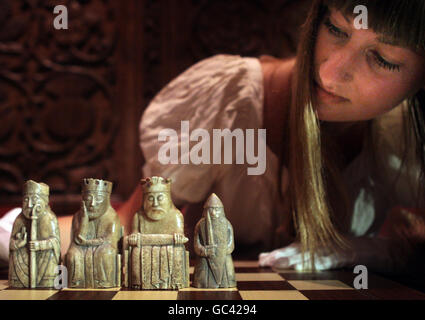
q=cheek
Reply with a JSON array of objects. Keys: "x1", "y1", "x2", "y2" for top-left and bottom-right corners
[{"x1": 355, "y1": 76, "x2": 412, "y2": 117}]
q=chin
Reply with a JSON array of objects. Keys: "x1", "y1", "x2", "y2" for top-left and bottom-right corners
[
  {"x1": 316, "y1": 106, "x2": 353, "y2": 122},
  {"x1": 147, "y1": 210, "x2": 166, "y2": 221}
]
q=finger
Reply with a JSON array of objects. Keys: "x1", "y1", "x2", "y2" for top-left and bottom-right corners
[
  {"x1": 274, "y1": 252, "x2": 307, "y2": 269},
  {"x1": 259, "y1": 243, "x2": 301, "y2": 267}
]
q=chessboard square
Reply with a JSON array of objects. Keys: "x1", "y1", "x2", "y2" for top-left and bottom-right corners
[
  {"x1": 233, "y1": 261, "x2": 261, "y2": 268},
  {"x1": 235, "y1": 267, "x2": 274, "y2": 273},
  {"x1": 239, "y1": 290, "x2": 308, "y2": 300},
  {"x1": 237, "y1": 281, "x2": 296, "y2": 291},
  {"x1": 113, "y1": 290, "x2": 178, "y2": 300},
  {"x1": 288, "y1": 280, "x2": 353, "y2": 290},
  {"x1": 0, "y1": 280, "x2": 8, "y2": 290},
  {"x1": 236, "y1": 273, "x2": 285, "y2": 282},
  {"x1": 48, "y1": 290, "x2": 118, "y2": 300},
  {"x1": 300, "y1": 289, "x2": 377, "y2": 300},
  {"x1": 178, "y1": 290, "x2": 242, "y2": 300},
  {"x1": 62, "y1": 287, "x2": 121, "y2": 291},
  {"x1": 181, "y1": 286, "x2": 237, "y2": 291},
  {"x1": 0, "y1": 289, "x2": 58, "y2": 300}
]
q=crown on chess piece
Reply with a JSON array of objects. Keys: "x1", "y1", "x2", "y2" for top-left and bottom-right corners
[
  {"x1": 82, "y1": 178, "x2": 113, "y2": 194},
  {"x1": 141, "y1": 176, "x2": 172, "y2": 193},
  {"x1": 23, "y1": 180, "x2": 49, "y2": 196},
  {"x1": 203, "y1": 193, "x2": 223, "y2": 208}
]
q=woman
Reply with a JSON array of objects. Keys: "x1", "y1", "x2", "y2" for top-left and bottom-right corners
[
  {"x1": 1, "y1": 0, "x2": 424, "y2": 275},
  {"x1": 115, "y1": 0, "x2": 425, "y2": 274}
]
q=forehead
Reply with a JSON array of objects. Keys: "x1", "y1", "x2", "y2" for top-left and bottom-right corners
[
  {"x1": 82, "y1": 191, "x2": 107, "y2": 196},
  {"x1": 326, "y1": 3, "x2": 425, "y2": 53},
  {"x1": 23, "y1": 193, "x2": 44, "y2": 198}
]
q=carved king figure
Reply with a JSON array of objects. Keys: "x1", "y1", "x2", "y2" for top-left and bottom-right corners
[
  {"x1": 193, "y1": 193, "x2": 236, "y2": 288},
  {"x1": 124, "y1": 176, "x2": 189, "y2": 289},
  {"x1": 66, "y1": 178, "x2": 122, "y2": 288},
  {"x1": 9, "y1": 180, "x2": 61, "y2": 288}
]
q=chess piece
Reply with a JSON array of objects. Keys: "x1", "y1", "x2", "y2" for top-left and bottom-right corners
[
  {"x1": 193, "y1": 193, "x2": 236, "y2": 288},
  {"x1": 66, "y1": 178, "x2": 122, "y2": 288},
  {"x1": 123, "y1": 176, "x2": 189, "y2": 289},
  {"x1": 9, "y1": 181, "x2": 61, "y2": 288}
]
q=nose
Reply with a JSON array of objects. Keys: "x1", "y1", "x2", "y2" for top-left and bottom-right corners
[
  {"x1": 319, "y1": 47, "x2": 355, "y2": 90},
  {"x1": 28, "y1": 198, "x2": 33, "y2": 208},
  {"x1": 90, "y1": 197, "x2": 96, "y2": 207},
  {"x1": 152, "y1": 197, "x2": 158, "y2": 207}
]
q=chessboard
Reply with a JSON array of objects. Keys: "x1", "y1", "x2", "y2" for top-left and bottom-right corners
[{"x1": 1, "y1": 261, "x2": 425, "y2": 300}]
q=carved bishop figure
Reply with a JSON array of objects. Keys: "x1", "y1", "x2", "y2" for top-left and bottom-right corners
[
  {"x1": 9, "y1": 181, "x2": 60, "y2": 288},
  {"x1": 66, "y1": 178, "x2": 122, "y2": 288},
  {"x1": 193, "y1": 193, "x2": 236, "y2": 288}
]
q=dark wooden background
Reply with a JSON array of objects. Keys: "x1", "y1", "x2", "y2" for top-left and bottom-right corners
[{"x1": 0, "y1": 0, "x2": 312, "y2": 215}]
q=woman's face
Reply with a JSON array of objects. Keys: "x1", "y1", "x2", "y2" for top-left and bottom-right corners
[{"x1": 314, "y1": 8, "x2": 425, "y2": 122}]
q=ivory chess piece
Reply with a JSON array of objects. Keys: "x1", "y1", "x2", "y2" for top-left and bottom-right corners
[
  {"x1": 9, "y1": 181, "x2": 60, "y2": 288},
  {"x1": 66, "y1": 178, "x2": 122, "y2": 288},
  {"x1": 193, "y1": 193, "x2": 236, "y2": 288},
  {"x1": 123, "y1": 176, "x2": 189, "y2": 289}
]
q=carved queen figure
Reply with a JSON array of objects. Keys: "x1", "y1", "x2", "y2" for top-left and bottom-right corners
[{"x1": 66, "y1": 178, "x2": 122, "y2": 288}]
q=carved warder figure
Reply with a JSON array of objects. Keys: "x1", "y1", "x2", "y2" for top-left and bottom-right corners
[
  {"x1": 124, "y1": 176, "x2": 189, "y2": 289},
  {"x1": 9, "y1": 181, "x2": 60, "y2": 288},
  {"x1": 66, "y1": 179, "x2": 122, "y2": 288},
  {"x1": 193, "y1": 193, "x2": 236, "y2": 288}
]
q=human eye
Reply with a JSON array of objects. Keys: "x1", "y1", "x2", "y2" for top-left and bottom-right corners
[
  {"x1": 324, "y1": 17, "x2": 348, "y2": 39},
  {"x1": 371, "y1": 51, "x2": 401, "y2": 72}
]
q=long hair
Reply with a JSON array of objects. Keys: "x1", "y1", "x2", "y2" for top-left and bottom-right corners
[{"x1": 289, "y1": 0, "x2": 425, "y2": 269}]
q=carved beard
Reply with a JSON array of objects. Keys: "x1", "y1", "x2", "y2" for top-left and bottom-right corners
[
  {"x1": 209, "y1": 213, "x2": 228, "y2": 246},
  {"x1": 145, "y1": 207, "x2": 167, "y2": 221}
]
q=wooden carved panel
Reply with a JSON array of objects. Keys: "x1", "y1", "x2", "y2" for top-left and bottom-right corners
[
  {"x1": 0, "y1": 0, "x2": 142, "y2": 213},
  {"x1": 0, "y1": 0, "x2": 311, "y2": 213}
]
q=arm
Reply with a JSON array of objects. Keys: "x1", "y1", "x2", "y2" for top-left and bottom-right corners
[
  {"x1": 193, "y1": 221, "x2": 206, "y2": 257},
  {"x1": 226, "y1": 221, "x2": 235, "y2": 255},
  {"x1": 9, "y1": 224, "x2": 27, "y2": 251}
]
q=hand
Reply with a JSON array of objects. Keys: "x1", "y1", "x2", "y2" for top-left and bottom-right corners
[
  {"x1": 128, "y1": 233, "x2": 140, "y2": 247},
  {"x1": 203, "y1": 244, "x2": 217, "y2": 258},
  {"x1": 173, "y1": 233, "x2": 188, "y2": 245},
  {"x1": 15, "y1": 227, "x2": 27, "y2": 248},
  {"x1": 76, "y1": 234, "x2": 87, "y2": 245},
  {"x1": 32, "y1": 204, "x2": 42, "y2": 219},
  {"x1": 258, "y1": 242, "x2": 356, "y2": 271},
  {"x1": 29, "y1": 240, "x2": 40, "y2": 251},
  {"x1": 81, "y1": 202, "x2": 89, "y2": 221}
]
